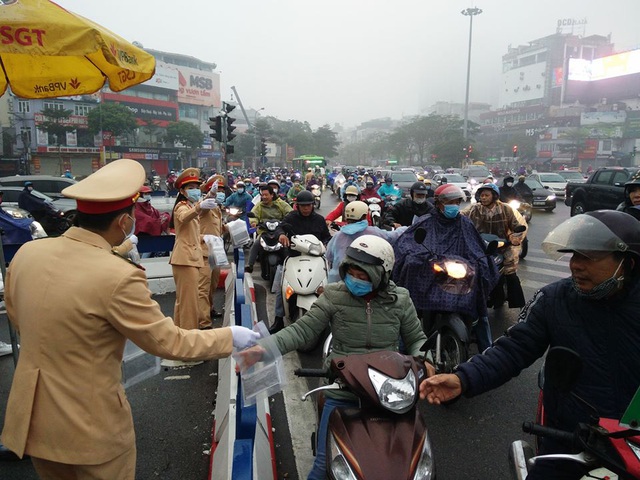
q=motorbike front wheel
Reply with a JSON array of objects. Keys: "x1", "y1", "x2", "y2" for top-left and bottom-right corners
[
  {"x1": 439, "y1": 331, "x2": 467, "y2": 373},
  {"x1": 519, "y1": 237, "x2": 529, "y2": 259}
]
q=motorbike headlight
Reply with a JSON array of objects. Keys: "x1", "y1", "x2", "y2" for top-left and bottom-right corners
[
  {"x1": 328, "y1": 434, "x2": 358, "y2": 480},
  {"x1": 266, "y1": 221, "x2": 278, "y2": 231},
  {"x1": 443, "y1": 261, "x2": 467, "y2": 279},
  {"x1": 368, "y1": 367, "x2": 416, "y2": 413},
  {"x1": 228, "y1": 207, "x2": 240, "y2": 215},
  {"x1": 412, "y1": 434, "x2": 435, "y2": 480},
  {"x1": 508, "y1": 200, "x2": 521, "y2": 210},
  {"x1": 546, "y1": 194, "x2": 556, "y2": 201}
]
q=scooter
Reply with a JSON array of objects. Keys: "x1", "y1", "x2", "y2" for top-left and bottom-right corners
[
  {"x1": 281, "y1": 234, "x2": 328, "y2": 352},
  {"x1": 32, "y1": 203, "x2": 72, "y2": 236},
  {"x1": 507, "y1": 199, "x2": 531, "y2": 259},
  {"x1": 256, "y1": 218, "x2": 284, "y2": 289},
  {"x1": 310, "y1": 184, "x2": 322, "y2": 209},
  {"x1": 366, "y1": 197, "x2": 383, "y2": 227},
  {"x1": 295, "y1": 350, "x2": 435, "y2": 479},
  {"x1": 509, "y1": 347, "x2": 640, "y2": 480}
]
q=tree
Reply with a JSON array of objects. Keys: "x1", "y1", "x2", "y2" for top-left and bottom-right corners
[
  {"x1": 38, "y1": 107, "x2": 75, "y2": 145},
  {"x1": 312, "y1": 125, "x2": 340, "y2": 158},
  {"x1": 87, "y1": 102, "x2": 138, "y2": 137},
  {"x1": 165, "y1": 121, "x2": 204, "y2": 150}
]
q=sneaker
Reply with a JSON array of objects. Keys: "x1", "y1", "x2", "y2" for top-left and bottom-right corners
[
  {"x1": 0, "y1": 341, "x2": 14, "y2": 356},
  {"x1": 245, "y1": 265, "x2": 253, "y2": 273}
]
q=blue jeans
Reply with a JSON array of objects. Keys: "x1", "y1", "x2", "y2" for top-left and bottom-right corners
[
  {"x1": 275, "y1": 287, "x2": 285, "y2": 317},
  {"x1": 307, "y1": 397, "x2": 358, "y2": 480}
]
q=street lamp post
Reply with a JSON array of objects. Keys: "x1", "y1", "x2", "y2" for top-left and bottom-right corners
[
  {"x1": 252, "y1": 107, "x2": 264, "y2": 170},
  {"x1": 461, "y1": 7, "x2": 482, "y2": 142}
]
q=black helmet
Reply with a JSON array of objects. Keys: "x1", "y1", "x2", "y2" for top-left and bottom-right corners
[
  {"x1": 410, "y1": 181, "x2": 428, "y2": 197},
  {"x1": 624, "y1": 171, "x2": 640, "y2": 202},
  {"x1": 296, "y1": 190, "x2": 315, "y2": 205},
  {"x1": 542, "y1": 210, "x2": 640, "y2": 261}
]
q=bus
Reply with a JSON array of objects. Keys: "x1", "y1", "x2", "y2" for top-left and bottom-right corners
[{"x1": 291, "y1": 155, "x2": 326, "y2": 173}]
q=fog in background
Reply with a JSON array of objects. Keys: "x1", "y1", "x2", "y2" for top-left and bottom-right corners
[{"x1": 56, "y1": 0, "x2": 640, "y2": 128}]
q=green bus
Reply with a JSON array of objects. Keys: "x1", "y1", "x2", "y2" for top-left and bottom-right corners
[{"x1": 291, "y1": 155, "x2": 326, "y2": 172}]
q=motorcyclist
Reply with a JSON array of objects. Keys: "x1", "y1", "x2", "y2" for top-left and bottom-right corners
[
  {"x1": 499, "y1": 175, "x2": 519, "y2": 202},
  {"x1": 422, "y1": 210, "x2": 640, "y2": 480},
  {"x1": 616, "y1": 170, "x2": 640, "y2": 221},
  {"x1": 238, "y1": 235, "x2": 429, "y2": 480},
  {"x1": 377, "y1": 176, "x2": 401, "y2": 202},
  {"x1": 326, "y1": 200, "x2": 406, "y2": 283},
  {"x1": 423, "y1": 178, "x2": 435, "y2": 199},
  {"x1": 339, "y1": 174, "x2": 361, "y2": 197},
  {"x1": 359, "y1": 179, "x2": 382, "y2": 203},
  {"x1": 513, "y1": 175, "x2": 534, "y2": 204},
  {"x1": 245, "y1": 184, "x2": 293, "y2": 274},
  {"x1": 223, "y1": 181, "x2": 253, "y2": 219},
  {"x1": 393, "y1": 185, "x2": 500, "y2": 352},
  {"x1": 325, "y1": 185, "x2": 361, "y2": 227},
  {"x1": 18, "y1": 181, "x2": 51, "y2": 221},
  {"x1": 384, "y1": 181, "x2": 435, "y2": 228},
  {"x1": 286, "y1": 174, "x2": 304, "y2": 202},
  {"x1": 269, "y1": 190, "x2": 332, "y2": 334},
  {"x1": 461, "y1": 183, "x2": 527, "y2": 308}
]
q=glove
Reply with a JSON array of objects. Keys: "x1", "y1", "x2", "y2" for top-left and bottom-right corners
[
  {"x1": 200, "y1": 198, "x2": 218, "y2": 210},
  {"x1": 203, "y1": 234, "x2": 216, "y2": 244},
  {"x1": 229, "y1": 326, "x2": 261, "y2": 349},
  {"x1": 128, "y1": 234, "x2": 138, "y2": 245}
]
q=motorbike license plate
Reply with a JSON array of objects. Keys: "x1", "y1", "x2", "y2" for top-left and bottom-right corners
[{"x1": 533, "y1": 200, "x2": 546, "y2": 206}]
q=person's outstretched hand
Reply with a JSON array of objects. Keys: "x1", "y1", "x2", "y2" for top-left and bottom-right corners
[{"x1": 420, "y1": 374, "x2": 463, "y2": 405}]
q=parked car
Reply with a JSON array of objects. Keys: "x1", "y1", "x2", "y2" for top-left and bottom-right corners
[
  {"x1": 431, "y1": 173, "x2": 472, "y2": 201},
  {"x1": 557, "y1": 170, "x2": 587, "y2": 184},
  {"x1": 524, "y1": 177, "x2": 557, "y2": 212},
  {"x1": 0, "y1": 175, "x2": 76, "y2": 199},
  {"x1": 528, "y1": 172, "x2": 567, "y2": 198}
]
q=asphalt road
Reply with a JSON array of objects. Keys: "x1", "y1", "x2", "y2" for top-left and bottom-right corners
[{"x1": 254, "y1": 187, "x2": 573, "y2": 480}]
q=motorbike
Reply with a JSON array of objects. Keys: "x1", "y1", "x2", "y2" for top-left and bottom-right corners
[
  {"x1": 310, "y1": 184, "x2": 322, "y2": 209},
  {"x1": 365, "y1": 197, "x2": 383, "y2": 227},
  {"x1": 281, "y1": 234, "x2": 328, "y2": 352},
  {"x1": 295, "y1": 350, "x2": 435, "y2": 479},
  {"x1": 223, "y1": 205, "x2": 245, "y2": 252},
  {"x1": 332, "y1": 174, "x2": 346, "y2": 197},
  {"x1": 509, "y1": 347, "x2": 640, "y2": 480},
  {"x1": 481, "y1": 224, "x2": 527, "y2": 309},
  {"x1": 507, "y1": 199, "x2": 531, "y2": 259},
  {"x1": 256, "y1": 218, "x2": 284, "y2": 289},
  {"x1": 151, "y1": 175, "x2": 162, "y2": 191},
  {"x1": 32, "y1": 202, "x2": 72, "y2": 235},
  {"x1": 412, "y1": 227, "x2": 488, "y2": 373}
]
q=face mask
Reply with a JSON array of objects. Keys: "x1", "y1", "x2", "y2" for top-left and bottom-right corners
[
  {"x1": 341, "y1": 220, "x2": 368, "y2": 234},
  {"x1": 413, "y1": 197, "x2": 427, "y2": 205},
  {"x1": 186, "y1": 188, "x2": 201, "y2": 202},
  {"x1": 216, "y1": 192, "x2": 226, "y2": 203},
  {"x1": 506, "y1": 182, "x2": 513, "y2": 187},
  {"x1": 344, "y1": 273, "x2": 373, "y2": 297},
  {"x1": 237, "y1": 188, "x2": 245, "y2": 194},
  {"x1": 137, "y1": 195, "x2": 150, "y2": 203},
  {"x1": 121, "y1": 214, "x2": 135, "y2": 241},
  {"x1": 571, "y1": 258, "x2": 625, "y2": 300},
  {"x1": 27, "y1": 186, "x2": 33, "y2": 192},
  {"x1": 385, "y1": 181, "x2": 392, "y2": 185},
  {"x1": 346, "y1": 195, "x2": 357, "y2": 202},
  {"x1": 443, "y1": 204, "x2": 460, "y2": 218}
]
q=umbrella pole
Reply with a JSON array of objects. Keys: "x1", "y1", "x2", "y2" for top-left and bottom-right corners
[{"x1": 0, "y1": 239, "x2": 18, "y2": 368}]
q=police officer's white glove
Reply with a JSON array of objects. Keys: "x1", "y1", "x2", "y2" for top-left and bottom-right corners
[
  {"x1": 129, "y1": 234, "x2": 138, "y2": 245},
  {"x1": 229, "y1": 326, "x2": 261, "y2": 349},
  {"x1": 203, "y1": 234, "x2": 217, "y2": 244},
  {"x1": 199, "y1": 198, "x2": 218, "y2": 210}
]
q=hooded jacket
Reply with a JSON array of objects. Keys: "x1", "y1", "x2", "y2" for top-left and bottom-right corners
[{"x1": 384, "y1": 197, "x2": 435, "y2": 227}]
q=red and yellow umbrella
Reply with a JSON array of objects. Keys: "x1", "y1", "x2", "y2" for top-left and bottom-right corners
[{"x1": 0, "y1": 0, "x2": 156, "y2": 98}]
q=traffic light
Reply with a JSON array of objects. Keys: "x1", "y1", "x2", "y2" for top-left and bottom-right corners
[
  {"x1": 223, "y1": 102, "x2": 237, "y2": 142},
  {"x1": 512, "y1": 145, "x2": 519, "y2": 157},
  {"x1": 463, "y1": 146, "x2": 468, "y2": 158},
  {"x1": 260, "y1": 137, "x2": 267, "y2": 156},
  {"x1": 209, "y1": 116, "x2": 223, "y2": 142},
  {"x1": 226, "y1": 145, "x2": 235, "y2": 154},
  {"x1": 468, "y1": 145, "x2": 473, "y2": 155}
]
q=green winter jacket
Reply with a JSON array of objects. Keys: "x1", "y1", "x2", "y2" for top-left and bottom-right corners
[{"x1": 271, "y1": 280, "x2": 427, "y2": 400}]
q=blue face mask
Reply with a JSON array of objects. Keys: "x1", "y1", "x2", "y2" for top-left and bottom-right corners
[
  {"x1": 237, "y1": 188, "x2": 245, "y2": 194},
  {"x1": 344, "y1": 273, "x2": 373, "y2": 297},
  {"x1": 443, "y1": 204, "x2": 460, "y2": 219},
  {"x1": 216, "y1": 192, "x2": 226, "y2": 203},
  {"x1": 186, "y1": 188, "x2": 201, "y2": 202},
  {"x1": 341, "y1": 220, "x2": 368, "y2": 235}
]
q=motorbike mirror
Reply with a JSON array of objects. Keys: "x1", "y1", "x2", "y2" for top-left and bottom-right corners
[
  {"x1": 485, "y1": 240, "x2": 499, "y2": 255},
  {"x1": 513, "y1": 225, "x2": 526, "y2": 234},
  {"x1": 544, "y1": 347, "x2": 582, "y2": 393},
  {"x1": 247, "y1": 212, "x2": 256, "y2": 218},
  {"x1": 414, "y1": 228, "x2": 427, "y2": 244}
]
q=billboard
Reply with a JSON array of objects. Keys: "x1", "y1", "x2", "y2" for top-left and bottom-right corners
[
  {"x1": 142, "y1": 61, "x2": 179, "y2": 90},
  {"x1": 568, "y1": 49, "x2": 640, "y2": 82},
  {"x1": 176, "y1": 66, "x2": 221, "y2": 107},
  {"x1": 103, "y1": 93, "x2": 178, "y2": 127}
]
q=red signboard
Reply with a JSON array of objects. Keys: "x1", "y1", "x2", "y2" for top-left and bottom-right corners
[{"x1": 578, "y1": 139, "x2": 598, "y2": 160}]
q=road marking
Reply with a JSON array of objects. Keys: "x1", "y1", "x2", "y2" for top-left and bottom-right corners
[
  {"x1": 519, "y1": 265, "x2": 569, "y2": 279},
  {"x1": 164, "y1": 375, "x2": 191, "y2": 380}
]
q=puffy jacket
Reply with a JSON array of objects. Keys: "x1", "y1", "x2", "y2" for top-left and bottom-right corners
[
  {"x1": 456, "y1": 276, "x2": 640, "y2": 454},
  {"x1": 278, "y1": 210, "x2": 331, "y2": 246},
  {"x1": 384, "y1": 197, "x2": 434, "y2": 227},
  {"x1": 272, "y1": 281, "x2": 427, "y2": 400},
  {"x1": 616, "y1": 202, "x2": 640, "y2": 221}
]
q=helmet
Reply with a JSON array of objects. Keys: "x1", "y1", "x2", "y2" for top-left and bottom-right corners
[
  {"x1": 476, "y1": 183, "x2": 500, "y2": 200},
  {"x1": 235, "y1": 181, "x2": 245, "y2": 188},
  {"x1": 417, "y1": 175, "x2": 424, "y2": 181},
  {"x1": 384, "y1": 176, "x2": 392, "y2": 183},
  {"x1": 365, "y1": 179, "x2": 374, "y2": 187},
  {"x1": 624, "y1": 171, "x2": 640, "y2": 201},
  {"x1": 340, "y1": 235, "x2": 395, "y2": 290},
  {"x1": 542, "y1": 210, "x2": 640, "y2": 261},
  {"x1": 295, "y1": 190, "x2": 315, "y2": 205},
  {"x1": 502, "y1": 176, "x2": 514, "y2": 186},
  {"x1": 434, "y1": 184, "x2": 465, "y2": 203},
  {"x1": 344, "y1": 201, "x2": 369, "y2": 221},
  {"x1": 268, "y1": 179, "x2": 279, "y2": 187},
  {"x1": 308, "y1": 167, "x2": 312, "y2": 171},
  {"x1": 423, "y1": 178, "x2": 432, "y2": 185},
  {"x1": 410, "y1": 181, "x2": 428, "y2": 197},
  {"x1": 24, "y1": 181, "x2": 33, "y2": 187},
  {"x1": 518, "y1": 175, "x2": 526, "y2": 182},
  {"x1": 344, "y1": 185, "x2": 359, "y2": 196},
  {"x1": 292, "y1": 174, "x2": 301, "y2": 182}
]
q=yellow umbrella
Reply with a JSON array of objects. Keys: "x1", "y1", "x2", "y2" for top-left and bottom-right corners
[{"x1": 0, "y1": 0, "x2": 156, "y2": 98}]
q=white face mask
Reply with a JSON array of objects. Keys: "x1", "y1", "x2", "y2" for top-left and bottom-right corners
[
  {"x1": 413, "y1": 197, "x2": 427, "y2": 205},
  {"x1": 121, "y1": 214, "x2": 135, "y2": 241}
]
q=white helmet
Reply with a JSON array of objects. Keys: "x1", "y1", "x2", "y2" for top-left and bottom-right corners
[
  {"x1": 345, "y1": 235, "x2": 394, "y2": 274},
  {"x1": 344, "y1": 201, "x2": 369, "y2": 222}
]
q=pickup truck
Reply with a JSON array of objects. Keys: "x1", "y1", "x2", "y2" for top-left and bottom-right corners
[{"x1": 565, "y1": 166, "x2": 639, "y2": 216}]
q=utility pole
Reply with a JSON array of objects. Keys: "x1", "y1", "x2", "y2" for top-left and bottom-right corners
[{"x1": 461, "y1": 7, "x2": 482, "y2": 142}]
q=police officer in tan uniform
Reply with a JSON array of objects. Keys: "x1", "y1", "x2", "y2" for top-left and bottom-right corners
[{"x1": 0, "y1": 159, "x2": 259, "y2": 479}]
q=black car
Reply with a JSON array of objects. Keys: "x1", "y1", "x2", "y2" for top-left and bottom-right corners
[{"x1": 524, "y1": 178, "x2": 557, "y2": 212}]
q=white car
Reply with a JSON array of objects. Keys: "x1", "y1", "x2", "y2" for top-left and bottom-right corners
[
  {"x1": 528, "y1": 173, "x2": 567, "y2": 198},
  {"x1": 432, "y1": 173, "x2": 472, "y2": 201}
]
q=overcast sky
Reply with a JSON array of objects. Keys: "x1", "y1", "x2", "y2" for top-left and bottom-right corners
[{"x1": 56, "y1": 0, "x2": 640, "y2": 129}]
